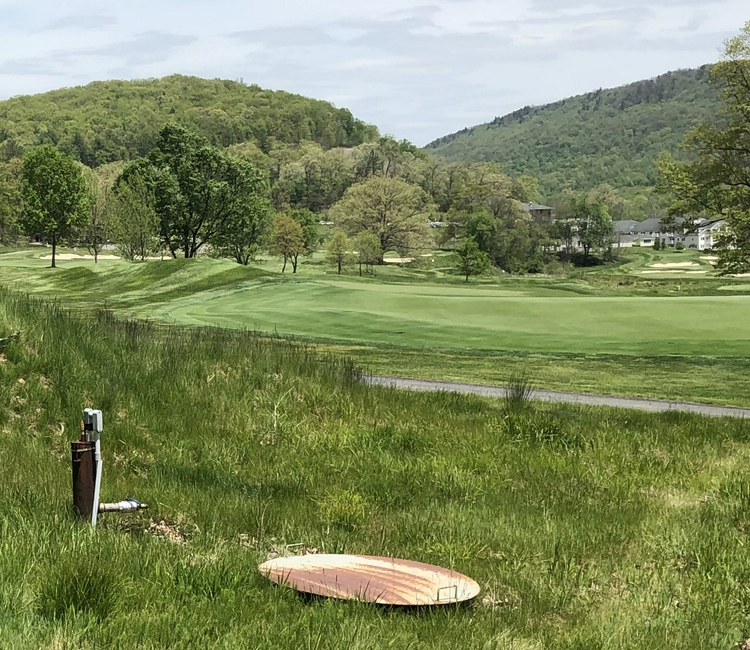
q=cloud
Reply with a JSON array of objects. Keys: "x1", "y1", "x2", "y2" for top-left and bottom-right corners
[
  {"x1": 44, "y1": 14, "x2": 117, "y2": 31},
  {"x1": 0, "y1": 0, "x2": 746, "y2": 143},
  {"x1": 0, "y1": 31, "x2": 198, "y2": 76}
]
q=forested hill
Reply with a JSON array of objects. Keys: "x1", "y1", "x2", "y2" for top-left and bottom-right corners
[
  {"x1": 426, "y1": 67, "x2": 719, "y2": 197},
  {"x1": 0, "y1": 75, "x2": 378, "y2": 166}
]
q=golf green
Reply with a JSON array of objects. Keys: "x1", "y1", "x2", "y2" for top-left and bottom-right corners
[{"x1": 150, "y1": 278, "x2": 750, "y2": 356}]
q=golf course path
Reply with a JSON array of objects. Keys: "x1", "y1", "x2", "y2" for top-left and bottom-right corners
[{"x1": 368, "y1": 375, "x2": 750, "y2": 419}]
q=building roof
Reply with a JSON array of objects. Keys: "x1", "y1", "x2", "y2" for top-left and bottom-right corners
[
  {"x1": 613, "y1": 220, "x2": 640, "y2": 233},
  {"x1": 519, "y1": 202, "x2": 553, "y2": 212},
  {"x1": 696, "y1": 219, "x2": 724, "y2": 232}
]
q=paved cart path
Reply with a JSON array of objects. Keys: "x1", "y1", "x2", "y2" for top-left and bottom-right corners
[{"x1": 368, "y1": 375, "x2": 750, "y2": 419}]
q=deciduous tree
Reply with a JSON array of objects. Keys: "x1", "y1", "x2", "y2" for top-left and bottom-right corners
[
  {"x1": 326, "y1": 229, "x2": 352, "y2": 275},
  {"x1": 456, "y1": 237, "x2": 490, "y2": 282},
  {"x1": 330, "y1": 176, "x2": 433, "y2": 261},
  {"x1": 0, "y1": 159, "x2": 22, "y2": 245},
  {"x1": 657, "y1": 21, "x2": 750, "y2": 274},
  {"x1": 354, "y1": 231, "x2": 381, "y2": 276},
  {"x1": 270, "y1": 214, "x2": 306, "y2": 273},
  {"x1": 109, "y1": 176, "x2": 160, "y2": 261},
  {"x1": 571, "y1": 196, "x2": 613, "y2": 263},
  {"x1": 21, "y1": 146, "x2": 89, "y2": 268}
]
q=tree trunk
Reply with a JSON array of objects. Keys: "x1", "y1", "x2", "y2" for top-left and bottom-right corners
[
  {"x1": 359, "y1": 260, "x2": 362, "y2": 276},
  {"x1": 292, "y1": 254, "x2": 298, "y2": 273},
  {"x1": 51, "y1": 234, "x2": 56, "y2": 268},
  {"x1": 337, "y1": 257, "x2": 342, "y2": 274},
  {"x1": 282, "y1": 254, "x2": 287, "y2": 273},
  {"x1": 94, "y1": 247, "x2": 98, "y2": 264}
]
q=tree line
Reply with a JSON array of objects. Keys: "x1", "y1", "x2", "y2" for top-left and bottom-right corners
[{"x1": 0, "y1": 121, "x2": 619, "y2": 276}]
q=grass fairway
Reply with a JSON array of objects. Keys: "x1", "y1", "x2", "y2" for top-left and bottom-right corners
[
  {"x1": 150, "y1": 278, "x2": 750, "y2": 356},
  {"x1": 3, "y1": 290, "x2": 750, "y2": 649},
  {"x1": 2, "y1": 249, "x2": 750, "y2": 404}
]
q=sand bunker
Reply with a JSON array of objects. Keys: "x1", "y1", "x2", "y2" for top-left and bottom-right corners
[
  {"x1": 40, "y1": 253, "x2": 121, "y2": 261},
  {"x1": 685, "y1": 271, "x2": 708, "y2": 274},
  {"x1": 383, "y1": 257, "x2": 414, "y2": 264},
  {"x1": 649, "y1": 262, "x2": 699, "y2": 268},
  {"x1": 700, "y1": 256, "x2": 719, "y2": 262}
]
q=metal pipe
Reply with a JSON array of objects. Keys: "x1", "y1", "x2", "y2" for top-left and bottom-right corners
[
  {"x1": 71, "y1": 439, "x2": 96, "y2": 519},
  {"x1": 98, "y1": 498, "x2": 148, "y2": 513}
]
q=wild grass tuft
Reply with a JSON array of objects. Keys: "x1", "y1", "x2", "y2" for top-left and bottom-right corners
[{"x1": 504, "y1": 372, "x2": 534, "y2": 414}]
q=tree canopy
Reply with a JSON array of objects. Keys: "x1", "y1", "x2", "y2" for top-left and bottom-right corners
[
  {"x1": 121, "y1": 125, "x2": 269, "y2": 259},
  {"x1": 330, "y1": 176, "x2": 434, "y2": 259},
  {"x1": 0, "y1": 75, "x2": 378, "y2": 165},
  {"x1": 427, "y1": 67, "x2": 720, "y2": 198},
  {"x1": 20, "y1": 146, "x2": 89, "y2": 267},
  {"x1": 657, "y1": 22, "x2": 750, "y2": 274}
]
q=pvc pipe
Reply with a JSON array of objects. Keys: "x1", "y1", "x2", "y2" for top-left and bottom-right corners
[{"x1": 91, "y1": 439, "x2": 102, "y2": 527}]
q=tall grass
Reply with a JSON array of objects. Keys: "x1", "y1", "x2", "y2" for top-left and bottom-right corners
[{"x1": 1, "y1": 288, "x2": 750, "y2": 648}]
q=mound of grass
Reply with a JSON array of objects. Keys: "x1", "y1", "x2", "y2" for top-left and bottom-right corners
[{"x1": 2, "y1": 288, "x2": 750, "y2": 648}]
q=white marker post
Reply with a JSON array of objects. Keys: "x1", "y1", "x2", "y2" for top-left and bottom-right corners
[{"x1": 84, "y1": 409, "x2": 103, "y2": 528}]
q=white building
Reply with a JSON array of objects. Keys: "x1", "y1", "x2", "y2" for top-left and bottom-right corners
[{"x1": 613, "y1": 217, "x2": 726, "y2": 251}]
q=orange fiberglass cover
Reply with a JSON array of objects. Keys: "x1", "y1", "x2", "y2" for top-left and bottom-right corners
[{"x1": 258, "y1": 554, "x2": 481, "y2": 606}]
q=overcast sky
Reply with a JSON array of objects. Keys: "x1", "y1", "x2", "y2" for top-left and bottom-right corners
[{"x1": 0, "y1": 1, "x2": 747, "y2": 145}]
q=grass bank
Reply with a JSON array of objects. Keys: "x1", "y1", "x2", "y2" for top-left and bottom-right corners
[{"x1": 2, "y1": 290, "x2": 750, "y2": 648}]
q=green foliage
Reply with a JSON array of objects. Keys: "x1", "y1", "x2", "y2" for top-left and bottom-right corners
[
  {"x1": 108, "y1": 175, "x2": 160, "y2": 261},
  {"x1": 79, "y1": 165, "x2": 110, "y2": 262},
  {"x1": 270, "y1": 214, "x2": 306, "y2": 273},
  {"x1": 0, "y1": 75, "x2": 378, "y2": 164},
  {"x1": 123, "y1": 125, "x2": 269, "y2": 259},
  {"x1": 657, "y1": 22, "x2": 750, "y2": 274},
  {"x1": 20, "y1": 146, "x2": 89, "y2": 267},
  {"x1": 456, "y1": 237, "x2": 491, "y2": 282},
  {"x1": 568, "y1": 196, "x2": 614, "y2": 263},
  {"x1": 326, "y1": 229, "x2": 352, "y2": 275},
  {"x1": 211, "y1": 179, "x2": 272, "y2": 266},
  {"x1": 330, "y1": 176, "x2": 434, "y2": 257},
  {"x1": 0, "y1": 158, "x2": 22, "y2": 244},
  {"x1": 428, "y1": 67, "x2": 720, "y2": 197},
  {"x1": 354, "y1": 231, "x2": 382, "y2": 276}
]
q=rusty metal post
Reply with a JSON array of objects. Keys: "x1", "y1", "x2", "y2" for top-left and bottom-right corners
[{"x1": 71, "y1": 429, "x2": 96, "y2": 519}]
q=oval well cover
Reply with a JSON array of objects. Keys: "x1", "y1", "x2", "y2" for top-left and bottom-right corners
[{"x1": 259, "y1": 554, "x2": 480, "y2": 606}]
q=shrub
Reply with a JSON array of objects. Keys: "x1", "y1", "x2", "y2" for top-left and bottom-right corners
[{"x1": 675, "y1": 242, "x2": 685, "y2": 251}]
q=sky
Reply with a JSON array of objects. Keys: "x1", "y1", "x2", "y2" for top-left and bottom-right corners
[{"x1": 0, "y1": 1, "x2": 747, "y2": 145}]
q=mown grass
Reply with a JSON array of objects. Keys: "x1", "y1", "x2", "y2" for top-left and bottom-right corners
[
  {"x1": 339, "y1": 344, "x2": 750, "y2": 407},
  {"x1": 2, "y1": 289, "x2": 750, "y2": 648},
  {"x1": 3, "y1": 250, "x2": 750, "y2": 405}
]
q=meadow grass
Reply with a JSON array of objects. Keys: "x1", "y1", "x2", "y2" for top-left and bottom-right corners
[{"x1": 2, "y1": 289, "x2": 750, "y2": 648}]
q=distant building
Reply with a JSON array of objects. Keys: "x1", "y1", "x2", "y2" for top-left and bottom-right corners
[
  {"x1": 613, "y1": 217, "x2": 726, "y2": 250},
  {"x1": 519, "y1": 202, "x2": 554, "y2": 223}
]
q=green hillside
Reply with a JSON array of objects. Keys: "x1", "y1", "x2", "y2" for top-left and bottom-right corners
[
  {"x1": 426, "y1": 67, "x2": 720, "y2": 197},
  {"x1": 0, "y1": 75, "x2": 378, "y2": 165}
]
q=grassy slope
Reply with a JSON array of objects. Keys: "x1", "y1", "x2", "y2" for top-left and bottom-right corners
[
  {"x1": 425, "y1": 67, "x2": 719, "y2": 196},
  {"x1": 3, "y1": 291, "x2": 750, "y2": 649},
  {"x1": 1, "y1": 249, "x2": 749, "y2": 405}
]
